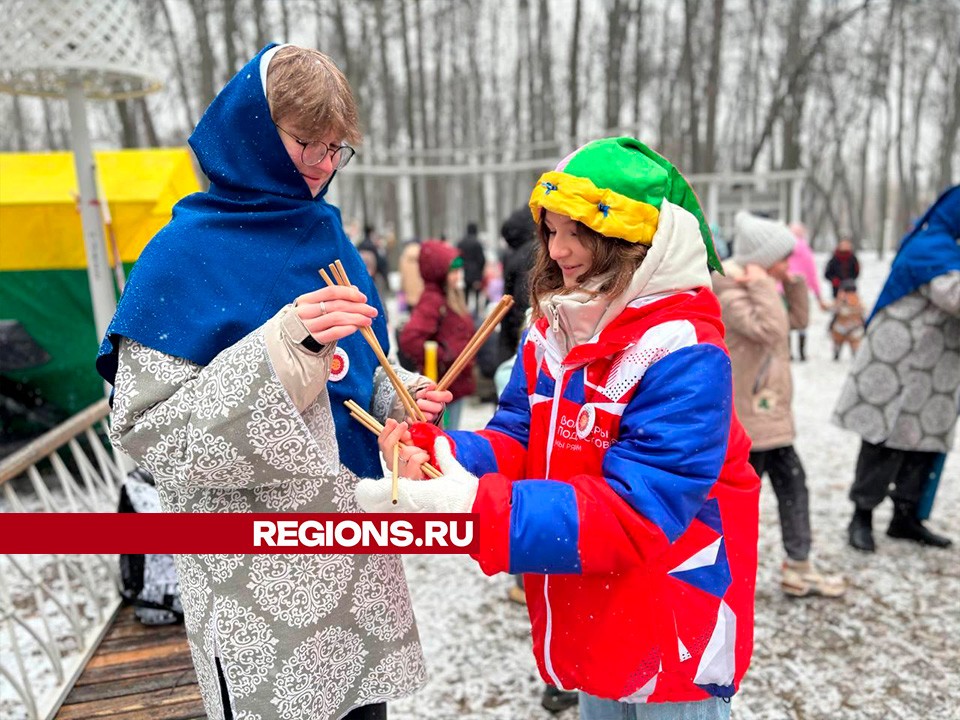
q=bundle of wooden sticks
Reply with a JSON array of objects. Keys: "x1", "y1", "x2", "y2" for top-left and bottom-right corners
[{"x1": 321, "y1": 259, "x2": 514, "y2": 502}]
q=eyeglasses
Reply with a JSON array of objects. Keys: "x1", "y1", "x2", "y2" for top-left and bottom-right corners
[{"x1": 275, "y1": 124, "x2": 356, "y2": 169}]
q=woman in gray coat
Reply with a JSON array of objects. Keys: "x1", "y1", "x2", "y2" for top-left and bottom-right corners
[
  {"x1": 97, "y1": 45, "x2": 448, "y2": 720},
  {"x1": 834, "y1": 186, "x2": 959, "y2": 553}
]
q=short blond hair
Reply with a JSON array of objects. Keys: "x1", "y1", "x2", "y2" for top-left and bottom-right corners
[{"x1": 266, "y1": 46, "x2": 361, "y2": 145}]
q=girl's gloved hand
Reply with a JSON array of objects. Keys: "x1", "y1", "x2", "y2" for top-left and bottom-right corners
[{"x1": 355, "y1": 438, "x2": 478, "y2": 513}]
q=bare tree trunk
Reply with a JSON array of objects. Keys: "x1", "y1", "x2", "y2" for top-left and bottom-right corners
[
  {"x1": 514, "y1": 2, "x2": 526, "y2": 147},
  {"x1": 937, "y1": 39, "x2": 960, "y2": 192},
  {"x1": 780, "y1": 0, "x2": 809, "y2": 171},
  {"x1": 907, "y1": 33, "x2": 940, "y2": 216},
  {"x1": 223, "y1": 0, "x2": 239, "y2": 77},
  {"x1": 372, "y1": 0, "x2": 399, "y2": 236},
  {"x1": 630, "y1": 0, "x2": 645, "y2": 132},
  {"x1": 854, "y1": 2, "x2": 891, "y2": 241},
  {"x1": 876, "y1": 97, "x2": 894, "y2": 257},
  {"x1": 373, "y1": 0, "x2": 398, "y2": 143},
  {"x1": 138, "y1": 97, "x2": 161, "y2": 147},
  {"x1": 10, "y1": 94, "x2": 27, "y2": 151},
  {"x1": 605, "y1": 0, "x2": 628, "y2": 133},
  {"x1": 656, "y1": 15, "x2": 678, "y2": 157},
  {"x1": 330, "y1": 0, "x2": 354, "y2": 87},
  {"x1": 433, "y1": 16, "x2": 445, "y2": 151},
  {"x1": 568, "y1": 0, "x2": 583, "y2": 141},
  {"x1": 159, "y1": 0, "x2": 196, "y2": 132},
  {"x1": 538, "y1": 0, "x2": 555, "y2": 142},
  {"x1": 894, "y1": 8, "x2": 909, "y2": 237},
  {"x1": 745, "y1": 0, "x2": 868, "y2": 171},
  {"x1": 679, "y1": 0, "x2": 700, "y2": 169},
  {"x1": 399, "y1": 0, "x2": 427, "y2": 237},
  {"x1": 520, "y1": 0, "x2": 536, "y2": 142},
  {"x1": 808, "y1": 175, "x2": 843, "y2": 241},
  {"x1": 115, "y1": 99, "x2": 139, "y2": 148},
  {"x1": 253, "y1": 0, "x2": 269, "y2": 48},
  {"x1": 41, "y1": 98, "x2": 58, "y2": 150},
  {"x1": 280, "y1": 0, "x2": 291, "y2": 43},
  {"x1": 189, "y1": 0, "x2": 218, "y2": 111},
  {"x1": 414, "y1": 0, "x2": 430, "y2": 149},
  {"x1": 703, "y1": 0, "x2": 724, "y2": 172}
]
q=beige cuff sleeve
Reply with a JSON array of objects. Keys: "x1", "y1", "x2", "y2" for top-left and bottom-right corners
[{"x1": 264, "y1": 305, "x2": 337, "y2": 413}]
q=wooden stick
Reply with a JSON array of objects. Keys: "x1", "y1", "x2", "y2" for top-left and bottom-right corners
[
  {"x1": 318, "y1": 268, "x2": 335, "y2": 287},
  {"x1": 345, "y1": 400, "x2": 441, "y2": 478},
  {"x1": 334, "y1": 259, "x2": 350, "y2": 286},
  {"x1": 329, "y1": 261, "x2": 348, "y2": 286},
  {"x1": 436, "y1": 295, "x2": 515, "y2": 392},
  {"x1": 391, "y1": 444, "x2": 399, "y2": 505},
  {"x1": 329, "y1": 262, "x2": 424, "y2": 420},
  {"x1": 318, "y1": 263, "x2": 425, "y2": 421},
  {"x1": 444, "y1": 295, "x2": 514, "y2": 385}
]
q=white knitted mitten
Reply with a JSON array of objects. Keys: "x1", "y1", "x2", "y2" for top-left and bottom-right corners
[{"x1": 355, "y1": 438, "x2": 479, "y2": 513}]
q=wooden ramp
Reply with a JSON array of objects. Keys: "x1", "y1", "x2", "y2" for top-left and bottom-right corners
[{"x1": 56, "y1": 605, "x2": 206, "y2": 719}]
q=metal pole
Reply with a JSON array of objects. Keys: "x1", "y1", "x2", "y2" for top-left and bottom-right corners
[
  {"x1": 483, "y1": 171, "x2": 498, "y2": 255},
  {"x1": 706, "y1": 181, "x2": 720, "y2": 225},
  {"x1": 790, "y1": 177, "x2": 803, "y2": 225},
  {"x1": 65, "y1": 77, "x2": 116, "y2": 344}
]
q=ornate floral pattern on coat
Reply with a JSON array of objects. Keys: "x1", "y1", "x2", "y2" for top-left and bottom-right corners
[
  {"x1": 833, "y1": 275, "x2": 960, "y2": 452},
  {"x1": 110, "y1": 332, "x2": 426, "y2": 720}
]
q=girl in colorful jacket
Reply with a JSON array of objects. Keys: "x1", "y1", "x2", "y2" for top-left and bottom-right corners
[{"x1": 358, "y1": 138, "x2": 761, "y2": 719}]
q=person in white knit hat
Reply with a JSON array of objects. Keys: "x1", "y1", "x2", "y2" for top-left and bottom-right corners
[{"x1": 713, "y1": 210, "x2": 846, "y2": 598}]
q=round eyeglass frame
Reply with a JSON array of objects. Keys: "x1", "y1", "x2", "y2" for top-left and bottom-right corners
[{"x1": 275, "y1": 124, "x2": 356, "y2": 169}]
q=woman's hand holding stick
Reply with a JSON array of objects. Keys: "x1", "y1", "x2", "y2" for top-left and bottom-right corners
[
  {"x1": 344, "y1": 400, "x2": 441, "y2": 479},
  {"x1": 319, "y1": 263, "x2": 425, "y2": 421}
]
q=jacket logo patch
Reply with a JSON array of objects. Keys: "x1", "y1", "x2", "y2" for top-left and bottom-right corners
[
  {"x1": 576, "y1": 405, "x2": 596, "y2": 439},
  {"x1": 329, "y1": 348, "x2": 349, "y2": 382},
  {"x1": 752, "y1": 388, "x2": 777, "y2": 413}
]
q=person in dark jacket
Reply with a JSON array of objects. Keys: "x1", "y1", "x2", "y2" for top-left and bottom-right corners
[
  {"x1": 835, "y1": 186, "x2": 959, "y2": 553},
  {"x1": 457, "y1": 222, "x2": 487, "y2": 315},
  {"x1": 358, "y1": 224, "x2": 390, "y2": 295},
  {"x1": 498, "y1": 206, "x2": 537, "y2": 365},
  {"x1": 824, "y1": 237, "x2": 860, "y2": 298},
  {"x1": 399, "y1": 240, "x2": 477, "y2": 430}
]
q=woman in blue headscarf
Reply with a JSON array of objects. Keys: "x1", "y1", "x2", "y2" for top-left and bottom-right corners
[
  {"x1": 833, "y1": 186, "x2": 960, "y2": 554},
  {"x1": 97, "y1": 45, "x2": 447, "y2": 720}
]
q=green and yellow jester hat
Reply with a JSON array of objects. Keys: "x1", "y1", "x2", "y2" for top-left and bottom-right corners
[{"x1": 528, "y1": 137, "x2": 722, "y2": 272}]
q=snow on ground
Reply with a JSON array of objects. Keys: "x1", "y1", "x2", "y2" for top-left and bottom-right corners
[
  {"x1": 3, "y1": 255, "x2": 955, "y2": 720},
  {"x1": 391, "y1": 253, "x2": 960, "y2": 720}
]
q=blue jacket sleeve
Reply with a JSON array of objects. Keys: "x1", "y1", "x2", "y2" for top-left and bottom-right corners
[{"x1": 600, "y1": 343, "x2": 733, "y2": 543}]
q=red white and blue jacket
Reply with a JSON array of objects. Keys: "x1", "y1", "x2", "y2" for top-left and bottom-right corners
[{"x1": 415, "y1": 285, "x2": 760, "y2": 703}]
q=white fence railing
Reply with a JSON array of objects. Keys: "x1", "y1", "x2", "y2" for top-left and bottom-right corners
[{"x1": 0, "y1": 399, "x2": 125, "y2": 720}]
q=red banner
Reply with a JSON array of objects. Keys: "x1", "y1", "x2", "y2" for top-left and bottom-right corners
[{"x1": 0, "y1": 513, "x2": 480, "y2": 554}]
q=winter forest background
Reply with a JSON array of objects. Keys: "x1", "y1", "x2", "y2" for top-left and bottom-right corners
[{"x1": 2, "y1": 0, "x2": 958, "y2": 251}]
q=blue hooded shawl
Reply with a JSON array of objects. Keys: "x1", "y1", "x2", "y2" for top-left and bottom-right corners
[
  {"x1": 96, "y1": 44, "x2": 389, "y2": 477},
  {"x1": 869, "y1": 185, "x2": 960, "y2": 323}
]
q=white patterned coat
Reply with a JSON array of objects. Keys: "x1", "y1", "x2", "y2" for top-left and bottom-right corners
[
  {"x1": 832, "y1": 272, "x2": 960, "y2": 452},
  {"x1": 110, "y1": 305, "x2": 427, "y2": 720}
]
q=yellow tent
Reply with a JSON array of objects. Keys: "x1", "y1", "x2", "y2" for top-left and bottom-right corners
[
  {"x1": 0, "y1": 148, "x2": 199, "y2": 271},
  {"x1": 0, "y1": 148, "x2": 200, "y2": 420}
]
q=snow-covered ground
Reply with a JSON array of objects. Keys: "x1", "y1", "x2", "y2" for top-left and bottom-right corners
[
  {"x1": 3, "y1": 255, "x2": 955, "y2": 720},
  {"x1": 391, "y1": 253, "x2": 960, "y2": 720}
]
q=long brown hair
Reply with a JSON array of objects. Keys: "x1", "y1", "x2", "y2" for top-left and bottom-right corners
[
  {"x1": 529, "y1": 215, "x2": 649, "y2": 318},
  {"x1": 446, "y1": 278, "x2": 470, "y2": 317}
]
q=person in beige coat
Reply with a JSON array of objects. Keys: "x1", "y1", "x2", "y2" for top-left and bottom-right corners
[
  {"x1": 397, "y1": 239, "x2": 424, "y2": 313},
  {"x1": 714, "y1": 211, "x2": 844, "y2": 598}
]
